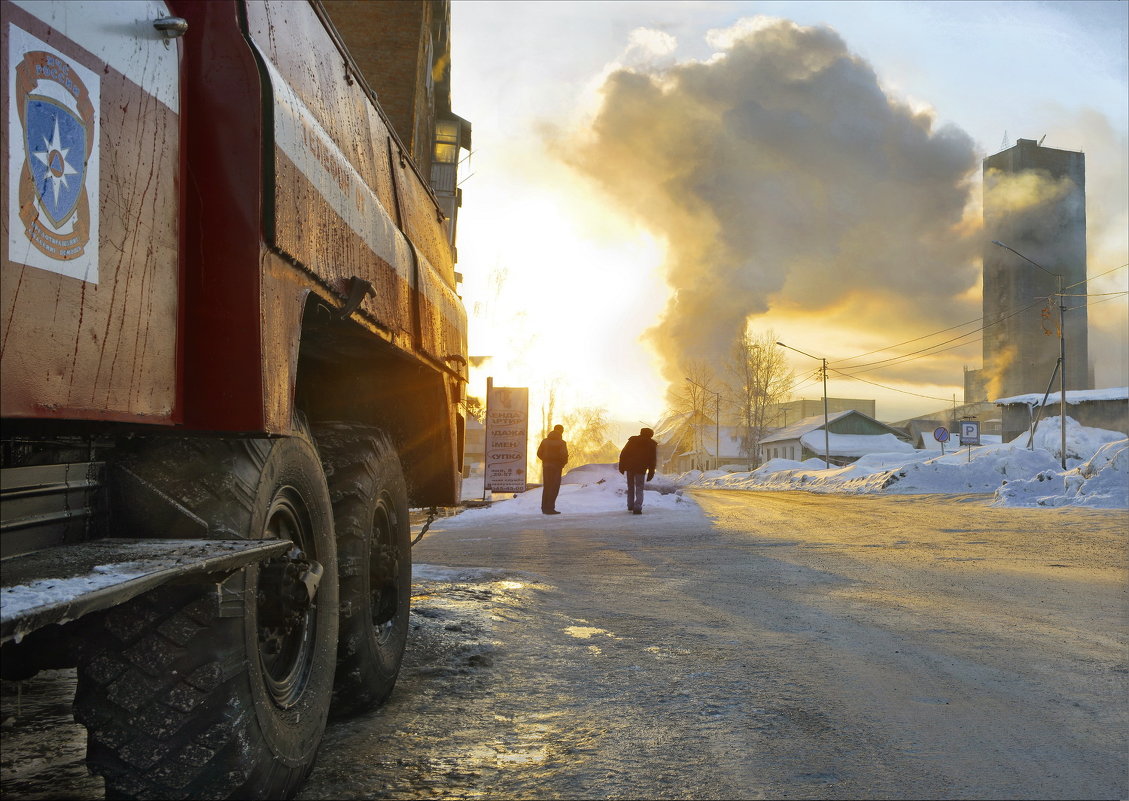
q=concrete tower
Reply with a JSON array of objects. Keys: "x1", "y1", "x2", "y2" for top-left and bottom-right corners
[{"x1": 975, "y1": 138, "x2": 1088, "y2": 401}]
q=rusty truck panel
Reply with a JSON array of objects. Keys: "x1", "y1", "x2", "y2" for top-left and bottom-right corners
[
  {"x1": 1, "y1": 1, "x2": 181, "y2": 424},
  {"x1": 247, "y1": 0, "x2": 415, "y2": 350}
]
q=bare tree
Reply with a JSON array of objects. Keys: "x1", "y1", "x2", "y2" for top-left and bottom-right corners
[
  {"x1": 463, "y1": 395, "x2": 485, "y2": 424},
  {"x1": 725, "y1": 329, "x2": 794, "y2": 468},
  {"x1": 662, "y1": 361, "x2": 719, "y2": 471},
  {"x1": 560, "y1": 405, "x2": 615, "y2": 467},
  {"x1": 540, "y1": 378, "x2": 560, "y2": 440}
]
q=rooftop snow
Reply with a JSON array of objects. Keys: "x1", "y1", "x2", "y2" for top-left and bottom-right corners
[{"x1": 995, "y1": 387, "x2": 1128, "y2": 407}]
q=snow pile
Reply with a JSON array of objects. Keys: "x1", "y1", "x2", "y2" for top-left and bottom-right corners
[
  {"x1": 1022, "y1": 414, "x2": 1126, "y2": 461},
  {"x1": 445, "y1": 419, "x2": 1127, "y2": 519},
  {"x1": 671, "y1": 417, "x2": 1127, "y2": 508},
  {"x1": 444, "y1": 463, "x2": 694, "y2": 525},
  {"x1": 993, "y1": 439, "x2": 1129, "y2": 508}
]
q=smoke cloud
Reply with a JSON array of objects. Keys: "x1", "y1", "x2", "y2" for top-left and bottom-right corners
[{"x1": 560, "y1": 18, "x2": 982, "y2": 389}]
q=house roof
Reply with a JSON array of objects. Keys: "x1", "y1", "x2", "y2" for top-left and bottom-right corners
[
  {"x1": 994, "y1": 387, "x2": 1128, "y2": 407},
  {"x1": 761, "y1": 409, "x2": 910, "y2": 446},
  {"x1": 674, "y1": 426, "x2": 748, "y2": 458},
  {"x1": 800, "y1": 431, "x2": 914, "y2": 457},
  {"x1": 760, "y1": 410, "x2": 854, "y2": 444}
]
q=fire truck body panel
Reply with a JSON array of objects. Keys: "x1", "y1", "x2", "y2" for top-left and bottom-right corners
[
  {"x1": 3, "y1": 0, "x2": 468, "y2": 447},
  {"x1": 1, "y1": 0, "x2": 467, "y2": 673},
  {"x1": 2, "y1": 0, "x2": 181, "y2": 424}
]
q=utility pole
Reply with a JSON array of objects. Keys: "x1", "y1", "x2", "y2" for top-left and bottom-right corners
[{"x1": 776, "y1": 342, "x2": 831, "y2": 469}]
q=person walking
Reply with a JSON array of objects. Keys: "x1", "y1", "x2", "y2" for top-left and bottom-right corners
[
  {"x1": 536, "y1": 424, "x2": 568, "y2": 515},
  {"x1": 618, "y1": 427, "x2": 657, "y2": 514}
]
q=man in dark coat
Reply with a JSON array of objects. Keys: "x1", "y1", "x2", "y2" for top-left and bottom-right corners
[
  {"x1": 618, "y1": 427, "x2": 657, "y2": 515},
  {"x1": 536, "y1": 424, "x2": 568, "y2": 514}
]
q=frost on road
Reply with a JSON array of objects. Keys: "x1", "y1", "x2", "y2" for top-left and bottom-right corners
[{"x1": 2, "y1": 491, "x2": 1126, "y2": 799}]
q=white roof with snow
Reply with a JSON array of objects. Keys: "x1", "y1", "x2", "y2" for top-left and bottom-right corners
[
  {"x1": 760, "y1": 411, "x2": 854, "y2": 444},
  {"x1": 800, "y1": 431, "x2": 915, "y2": 457},
  {"x1": 995, "y1": 387, "x2": 1128, "y2": 407}
]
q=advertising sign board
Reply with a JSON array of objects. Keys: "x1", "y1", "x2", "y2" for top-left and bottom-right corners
[{"x1": 485, "y1": 385, "x2": 528, "y2": 493}]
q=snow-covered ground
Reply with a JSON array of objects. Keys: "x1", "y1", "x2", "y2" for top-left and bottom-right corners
[
  {"x1": 448, "y1": 463, "x2": 695, "y2": 525},
  {"x1": 452, "y1": 416, "x2": 1127, "y2": 517},
  {"x1": 677, "y1": 415, "x2": 1127, "y2": 509}
]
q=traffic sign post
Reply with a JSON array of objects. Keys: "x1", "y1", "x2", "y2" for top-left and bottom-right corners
[
  {"x1": 933, "y1": 426, "x2": 949, "y2": 456},
  {"x1": 959, "y1": 419, "x2": 981, "y2": 463}
]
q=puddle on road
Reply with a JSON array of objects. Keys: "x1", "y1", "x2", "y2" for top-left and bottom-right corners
[{"x1": 563, "y1": 625, "x2": 615, "y2": 639}]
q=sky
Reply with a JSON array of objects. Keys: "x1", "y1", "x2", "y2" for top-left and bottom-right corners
[{"x1": 448, "y1": 0, "x2": 1129, "y2": 430}]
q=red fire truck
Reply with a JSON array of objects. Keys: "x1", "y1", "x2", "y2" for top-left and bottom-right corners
[{"x1": 1, "y1": 1, "x2": 467, "y2": 797}]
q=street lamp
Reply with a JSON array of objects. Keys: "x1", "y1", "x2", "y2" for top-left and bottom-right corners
[
  {"x1": 991, "y1": 240, "x2": 1067, "y2": 470},
  {"x1": 685, "y1": 377, "x2": 720, "y2": 471},
  {"x1": 776, "y1": 342, "x2": 830, "y2": 469}
]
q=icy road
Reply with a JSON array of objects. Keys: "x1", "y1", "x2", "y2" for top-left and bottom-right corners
[
  {"x1": 302, "y1": 490, "x2": 1128, "y2": 800},
  {"x1": 2, "y1": 490, "x2": 1126, "y2": 799}
]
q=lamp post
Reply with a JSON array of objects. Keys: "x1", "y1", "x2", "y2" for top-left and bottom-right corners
[
  {"x1": 991, "y1": 240, "x2": 1067, "y2": 470},
  {"x1": 776, "y1": 342, "x2": 830, "y2": 469},
  {"x1": 685, "y1": 377, "x2": 720, "y2": 471}
]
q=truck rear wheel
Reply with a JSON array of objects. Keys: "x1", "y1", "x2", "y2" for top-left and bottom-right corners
[
  {"x1": 73, "y1": 431, "x2": 338, "y2": 799},
  {"x1": 314, "y1": 423, "x2": 411, "y2": 718}
]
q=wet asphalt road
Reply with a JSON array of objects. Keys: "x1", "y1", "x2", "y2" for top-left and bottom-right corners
[
  {"x1": 3, "y1": 490, "x2": 1127, "y2": 799},
  {"x1": 300, "y1": 490, "x2": 1127, "y2": 800}
]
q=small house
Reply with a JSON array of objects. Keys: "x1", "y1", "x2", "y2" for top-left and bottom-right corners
[{"x1": 760, "y1": 410, "x2": 914, "y2": 466}]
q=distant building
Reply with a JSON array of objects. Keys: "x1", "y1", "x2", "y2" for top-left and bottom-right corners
[
  {"x1": 994, "y1": 387, "x2": 1128, "y2": 444},
  {"x1": 891, "y1": 400, "x2": 1002, "y2": 446},
  {"x1": 759, "y1": 411, "x2": 914, "y2": 467},
  {"x1": 323, "y1": 0, "x2": 471, "y2": 253},
  {"x1": 769, "y1": 398, "x2": 875, "y2": 428},
  {"x1": 968, "y1": 138, "x2": 1089, "y2": 401},
  {"x1": 462, "y1": 415, "x2": 484, "y2": 476},
  {"x1": 657, "y1": 397, "x2": 883, "y2": 471}
]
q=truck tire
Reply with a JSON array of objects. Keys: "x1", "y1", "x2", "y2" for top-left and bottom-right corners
[
  {"x1": 73, "y1": 430, "x2": 338, "y2": 800},
  {"x1": 314, "y1": 423, "x2": 411, "y2": 718}
]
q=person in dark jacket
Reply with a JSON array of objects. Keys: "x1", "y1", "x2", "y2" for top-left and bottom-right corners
[
  {"x1": 536, "y1": 425, "x2": 568, "y2": 514},
  {"x1": 618, "y1": 427, "x2": 657, "y2": 514}
]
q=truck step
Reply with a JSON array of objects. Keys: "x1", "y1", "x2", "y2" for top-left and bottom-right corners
[{"x1": 1, "y1": 538, "x2": 293, "y2": 645}]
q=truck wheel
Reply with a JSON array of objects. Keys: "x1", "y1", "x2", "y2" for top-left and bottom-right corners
[
  {"x1": 73, "y1": 431, "x2": 338, "y2": 800},
  {"x1": 314, "y1": 423, "x2": 410, "y2": 718}
]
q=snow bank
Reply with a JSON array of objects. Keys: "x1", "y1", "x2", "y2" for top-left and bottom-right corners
[
  {"x1": 1022, "y1": 414, "x2": 1126, "y2": 461},
  {"x1": 669, "y1": 417, "x2": 1126, "y2": 509},
  {"x1": 442, "y1": 418, "x2": 1126, "y2": 519},
  {"x1": 993, "y1": 439, "x2": 1129, "y2": 508},
  {"x1": 441, "y1": 463, "x2": 695, "y2": 526}
]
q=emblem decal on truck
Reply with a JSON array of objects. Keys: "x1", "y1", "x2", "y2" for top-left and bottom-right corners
[{"x1": 7, "y1": 26, "x2": 100, "y2": 282}]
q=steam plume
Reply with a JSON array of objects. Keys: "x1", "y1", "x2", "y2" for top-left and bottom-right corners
[{"x1": 563, "y1": 18, "x2": 981, "y2": 390}]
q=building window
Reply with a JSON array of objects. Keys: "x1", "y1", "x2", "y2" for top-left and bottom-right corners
[{"x1": 433, "y1": 119, "x2": 459, "y2": 165}]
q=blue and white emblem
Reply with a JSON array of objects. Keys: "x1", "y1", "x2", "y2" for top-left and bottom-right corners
[
  {"x1": 25, "y1": 98, "x2": 86, "y2": 227},
  {"x1": 7, "y1": 25, "x2": 100, "y2": 282}
]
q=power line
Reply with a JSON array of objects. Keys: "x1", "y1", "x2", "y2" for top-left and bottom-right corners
[
  {"x1": 832, "y1": 262, "x2": 1127, "y2": 369},
  {"x1": 1064, "y1": 262, "x2": 1127, "y2": 291},
  {"x1": 835, "y1": 298, "x2": 1044, "y2": 373},
  {"x1": 832, "y1": 315, "x2": 985, "y2": 366},
  {"x1": 828, "y1": 369, "x2": 955, "y2": 403}
]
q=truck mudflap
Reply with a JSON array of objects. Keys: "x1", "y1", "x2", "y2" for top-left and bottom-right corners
[{"x1": 0, "y1": 537, "x2": 294, "y2": 645}]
